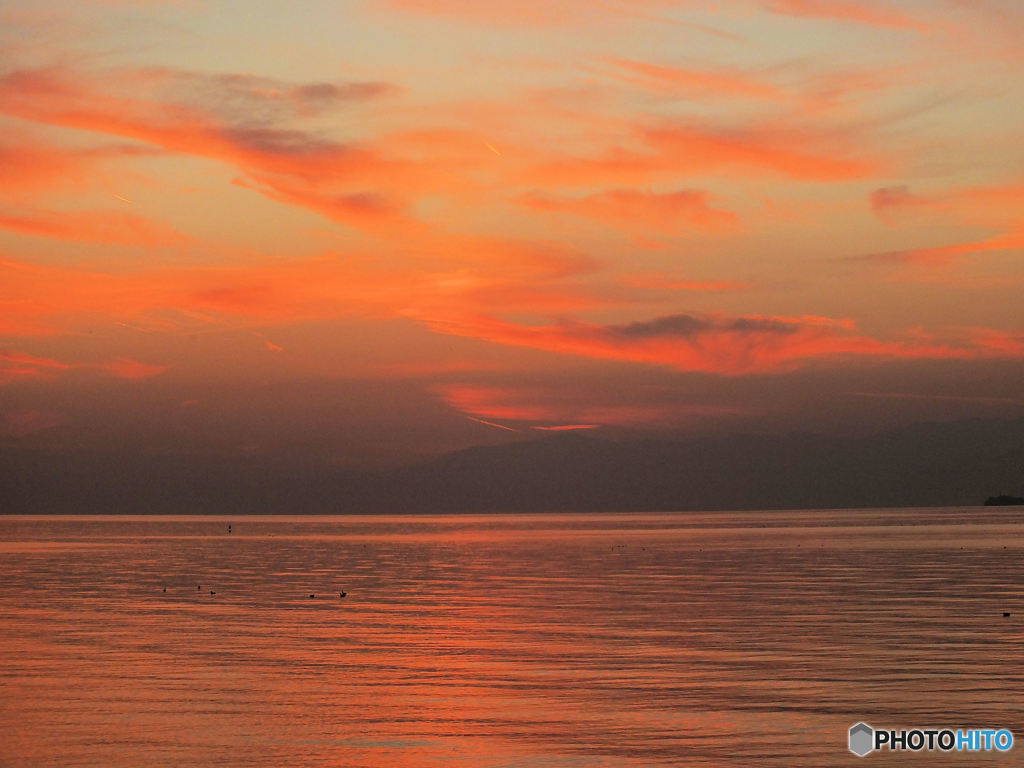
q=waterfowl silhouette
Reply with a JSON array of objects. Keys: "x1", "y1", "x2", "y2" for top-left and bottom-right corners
[
  {"x1": 209, "y1": 590, "x2": 216, "y2": 595},
  {"x1": 309, "y1": 594, "x2": 315, "y2": 598},
  {"x1": 339, "y1": 591, "x2": 346, "y2": 598}
]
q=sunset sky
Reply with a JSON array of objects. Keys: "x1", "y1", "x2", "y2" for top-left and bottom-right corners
[{"x1": 2, "y1": 0, "x2": 1023, "y2": 469}]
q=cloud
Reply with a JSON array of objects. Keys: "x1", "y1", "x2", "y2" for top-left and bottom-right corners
[
  {"x1": 856, "y1": 230, "x2": 1024, "y2": 267},
  {"x1": 100, "y1": 358, "x2": 168, "y2": 379},
  {"x1": 0, "y1": 239, "x2": 607, "y2": 340},
  {"x1": 380, "y1": 0, "x2": 681, "y2": 26},
  {"x1": 528, "y1": 122, "x2": 878, "y2": 186},
  {"x1": 0, "y1": 132, "x2": 148, "y2": 200},
  {"x1": 384, "y1": 0, "x2": 926, "y2": 32},
  {"x1": 532, "y1": 423, "x2": 600, "y2": 431},
  {"x1": 133, "y1": 67, "x2": 401, "y2": 122},
  {"x1": 760, "y1": 0, "x2": 926, "y2": 31},
  {"x1": 441, "y1": 384, "x2": 554, "y2": 421},
  {"x1": 0, "y1": 208, "x2": 186, "y2": 246},
  {"x1": 871, "y1": 182, "x2": 1024, "y2": 228},
  {"x1": 0, "y1": 65, "x2": 413, "y2": 231},
  {"x1": 437, "y1": 380, "x2": 744, "y2": 427},
  {"x1": 423, "y1": 311, "x2": 1012, "y2": 375},
  {"x1": 0, "y1": 349, "x2": 165, "y2": 382},
  {"x1": 968, "y1": 328, "x2": 1024, "y2": 356},
  {"x1": 519, "y1": 188, "x2": 738, "y2": 234},
  {"x1": 862, "y1": 182, "x2": 1024, "y2": 268},
  {"x1": 618, "y1": 273, "x2": 750, "y2": 294},
  {"x1": 870, "y1": 185, "x2": 935, "y2": 224},
  {"x1": 593, "y1": 57, "x2": 784, "y2": 101}
]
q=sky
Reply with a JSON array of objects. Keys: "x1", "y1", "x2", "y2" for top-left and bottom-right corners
[{"x1": 2, "y1": 0, "x2": 1023, "y2": 470}]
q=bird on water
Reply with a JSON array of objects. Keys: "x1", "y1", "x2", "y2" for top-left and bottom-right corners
[{"x1": 339, "y1": 591, "x2": 346, "y2": 598}]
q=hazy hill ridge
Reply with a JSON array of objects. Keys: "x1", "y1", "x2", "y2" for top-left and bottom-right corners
[{"x1": 3, "y1": 418, "x2": 1022, "y2": 514}]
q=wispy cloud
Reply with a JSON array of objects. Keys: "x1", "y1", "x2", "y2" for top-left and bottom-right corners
[
  {"x1": 520, "y1": 188, "x2": 738, "y2": 234},
  {"x1": 528, "y1": 121, "x2": 879, "y2": 186},
  {"x1": 0, "y1": 349, "x2": 165, "y2": 382},
  {"x1": 760, "y1": 0, "x2": 926, "y2": 31},
  {"x1": 593, "y1": 57, "x2": 784, "y2": 101},
  {"x1": 424, "y1": 311, "x2": 1017, "y2": 375},
  {"x1": 0, "y1": 208, "x2": 186, "y2": 245}
]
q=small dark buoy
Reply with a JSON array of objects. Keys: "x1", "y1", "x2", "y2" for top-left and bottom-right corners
[
  {"x1": 339, "y1": 591, "x2": 346, "y2": 598},
  {"x1": 1004, "y1": 612, "x2": 1011, "y2": 617},
  {"x1": 197, "y1": 585, "x2": 201, "y2": 590}
]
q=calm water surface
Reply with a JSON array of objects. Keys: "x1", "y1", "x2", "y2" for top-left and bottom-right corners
[{"x1": 1, "y1": 509, "x2": 1022, "y2": 767}]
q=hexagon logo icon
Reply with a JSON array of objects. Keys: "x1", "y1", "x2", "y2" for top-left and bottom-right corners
[{"x1": 849, "y1": 722, "x2": 874, "y2": 757}]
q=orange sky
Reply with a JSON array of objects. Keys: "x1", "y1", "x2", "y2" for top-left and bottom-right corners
[{"x1": 1, "y1": 0, "x2": 1022, "y2": 459}]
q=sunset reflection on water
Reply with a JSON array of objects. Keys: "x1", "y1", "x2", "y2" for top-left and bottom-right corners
[{"x1": 1, "y1": 510, "x2": 1022, "y2": 767}]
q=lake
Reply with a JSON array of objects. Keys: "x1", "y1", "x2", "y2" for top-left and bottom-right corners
[{"x1": 1, "y1": 509, "x2": 1021, "y2": 766}]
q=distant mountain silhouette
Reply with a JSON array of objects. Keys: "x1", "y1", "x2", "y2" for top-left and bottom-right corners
[
  {"x1": 342, "y1": 418, "x2": 1024, "y2": 513},
  {"x1": 984, "y1": 495, "x2": 1024, "y2": 506},
  {"x1": 3, "y1": 417, "x2": 1023, "y2": 514}
]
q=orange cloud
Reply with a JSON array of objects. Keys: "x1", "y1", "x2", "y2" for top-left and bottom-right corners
[
  {"x1": 871, "y1": 182, "x2": 1024, "y2": 228},
  {"x1": 595, "y1": 57, "x2": 784, "y2": 101},
  {"x1": 0, "y1": 132, "x2": 151, "y2": 201},
  {"x1": 424, "y1": 311, "x2": 1003, "y2": 376},
  {"x1": 441, "y1": 385, "x2": 554, "y2": 421},
  {"x1": 618, "y1": 273, "x2": 750, "y2": 294},
  {"x1": 0, "y1": 135, "x2": 91, "y2": 197},
  {"x1": 437, "y1": 381, "x2": 744, "y2": 427},
  {"x1": 0, "y1": 349, "x2": 74, "y2": 374},
  {"x1": 385, "y1": 0, "x2": 926, "y2": 33},
  {"x1": 863, "y1": 181, "x2": 1024, "y2": 268},
  {"x1": 858, "y1": 230, "x2": 1024, "y2": 267},
  {"x1": 520, "y1": 188, "x2": 738, "y2": 234},
  {"x1": 0, "y1": 349, "x2": 164, "y2": 381},
  {"x1": 231, "y1": 175, "x2": 416, "y2": 235},
  {"x1": 968, "y1": 329, "x2": 1024, "y2": 356},
  {"x1": 0, "y1": 66, "x2": 417, "y2": 232},
  {"x1": 100, "y1": 358, "x2": 167, "y2": 379},
  {"x1": 532, "y1": 424, "x2": 600, "y2": 431},
  {"x1": 644, "y1": 124, "x2": 876, "y2": 181},
  {"x1": 528, "y1": 122, "x2": 878, "y2": 186},
  {"x1": 0, "y1": 208, "x2": 185, "y2": 246},
  {"x1": 382, "y1": 0, "x2": 680, "y2": 25},
  {"x1": 761, "y1": 0, "x2": 926, "y2": 31},
  {"x1": 0, "y1": 239, "x2": 609, "y2": 340}
]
